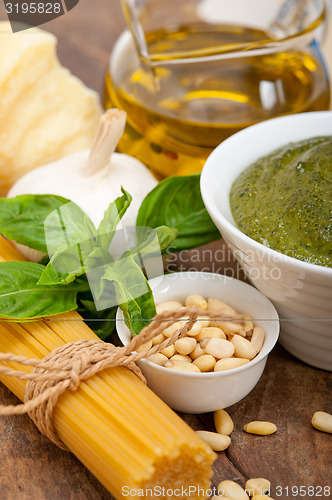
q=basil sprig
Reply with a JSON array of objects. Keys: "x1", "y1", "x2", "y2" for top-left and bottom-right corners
[
  {"x1": 0, "y1": 191, "x2": 177, "y2": 336},
  {"x1": 136, "y1": 174, "x2": 220, "y2": 251},
  {"x1": 0, "y1": 261, "x2": 86, "y2": 320}
]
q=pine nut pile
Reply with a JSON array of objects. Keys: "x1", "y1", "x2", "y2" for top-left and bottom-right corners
[{"x1": 143, "y1": 295, "x2": 266, "y2": 373}]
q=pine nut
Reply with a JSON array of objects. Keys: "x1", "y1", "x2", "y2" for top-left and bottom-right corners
[
  {"x1": 196, "y1": 431, "x2": 231, "y2": 451},
  {"x1": 137, "y1": 340, "x2": 153, "y2": 353},
  {"x1": 163, "y1": 321, "x2": 185, "y2": 338},
  {"x1": 203, "y1": 337, "x2": 235, "y2": 359},
  {"x1": 211, "y1": 497, "x2": 235, "y2": 500},
  {"x1": 244, "y1": 421, "x2": 277, "y2": 435},
  {"x1": 214, "y1": 409, "x2": 234, "y2": 436},
  {"x1": 211, "y1": 497, "x2": 234, "y2": 500},
  {"x1": 231, "y1": 335, "x2": 257, "y2": 360},
  {"x1": 156, "y1": 301, "x2": 183, "y2": 314},
  {"x1": 245, "y1": 478, "x2": 271, "y2": 497},
  {"x1": 312, "y1": 411, "x2": 332, "y2": 433},
  {"x1": 184, "y1": 320, "x2": 202, "y2": 337},
  {"x1": 197, "y1": 315, "x2": 211, "y2": 328},
  {"x1": 241, "y1": 314, "x2": 254, "y2": 335},
  {"x1": 207, "y1": 297, "x2": 238, "y2": 315},
  {"x1": 165, "y1": 361, "x2": 200, "y2": 372},
  {"x1": 160, "y1": 344, "x2": 176, "y2": 358},
  {"x1": 252, "y1": 496, "x2": 275, "y2": 500},
  {"x1": 214, "y1": 358, "x2": 250, "y2": 371},
  {"x1": 164, "y1": 360, "x2": 174, "y2": 368},
  {"x1": 251, "y1": 327, "x2": 265, "y2": 353},
  {"x1": 213, "y1": 320, "x2": 246, "y2": 337},
  {"x1": 200, "y1": 338, "x2": 211, "y2": 349},
  {"x1": 185, "y1": 294, "x2": 208, "y2": 309},
  {"x1": 175, "y1": 337, "x2": 197, "y2": 355},
  {"x1": 217, "y1": 480, "x2": 249, "y2": 500},
  {"x1": 170, "y1": 354, "x2": 192, "y2": 364},
  {"x1": 196, "y1": 327, "x2": 226, "y2": 341},
  {"x1": 211, "y1": 497, "x2": 238, "y2": 500},
  {"x1": 152, "y1": 333, "x2": 165, "y2": 345},
  {"x1": 190, "y1": 344, "x2": 206, "y2": 360},
  {"x1": 146, "y1": 353, "x2": 168, "y2": 366},
  {"x1": 193, "y1": 354, "x2": 216, "y2": 372}
]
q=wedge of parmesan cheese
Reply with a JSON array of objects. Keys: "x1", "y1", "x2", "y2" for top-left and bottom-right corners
[{"x1": 0, "y1": 21, "x2": 102, "y2": 195}]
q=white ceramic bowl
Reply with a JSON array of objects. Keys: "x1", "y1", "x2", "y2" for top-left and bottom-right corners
[
  {"x1": 117, "y1": 271, "x2": 279, "y2": 413},
  {"x1": 201, "y1": 111, "x2": 332, "y2": 371}
]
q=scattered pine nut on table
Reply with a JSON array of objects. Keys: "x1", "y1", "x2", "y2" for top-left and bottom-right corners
[
  {"x1": 214, "y1": 409, "x2": 234, "y2": 436},
  {"x1": 217, "y1": 480, "x2": 250, "y2": 500},
  {"x1": 252, "y1": 496, "x2": 275, "y2": 500},
  {"x1": 311, "y1": 411, "x2": 332, "y2": 433},
  {"x1": 245, "y1": 477, "x2": 271, "y2": 496},
  {"x1": 244, "y1": 421, "x2": 277, "y2": 435},
  {"x1": 195, "y1": 431, "x2": 231, "y2": 451}
]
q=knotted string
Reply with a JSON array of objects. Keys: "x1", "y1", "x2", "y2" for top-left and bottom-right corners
[{"x1": 0, "y1": 306, "x2": 244, "y2": 449}]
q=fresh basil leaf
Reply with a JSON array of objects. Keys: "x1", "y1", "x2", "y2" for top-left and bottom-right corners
[
  {"x1": 121, "y1": 287, "x2": 156, "y2": 336},
  {"x1": 38, "y1": 236, "x2": 101, "y2": 286},
  {"x1": 0, "y1": 195, "x2": 97, "y2": 256},
  {"x1": 154, "y1": 226, "x2": 178, "y2": 251},
  {"x1": 97, "y1": 188, "x2": 132, "y2": 250},
  {"x1": 43, "y1": 199, "x2": 96, "y2": 257},
  {"x1": 84, "y1": 245, "x2": 113, "y2": 271},
  {"x1": 101, "y1": 255, "x2": 156, "y2": 335},
  {"x1": 38, "y1": 260, "x2": 77, "y2": 286},
  {"x1": 0, "y1": 195, "x2": 71, "y2": 253},
  {"x1": 111, "y1": 227, "x2": 175, "y2": 333},
  {"x1": 136, "y1": 174, "x2": 220, "y2": 250},
  {"x1": 129, "y1": 226, "x2": 177, "y2": 262},
  {"x1": 0, "y1": 262, "x2": 80, "y2": 320}
]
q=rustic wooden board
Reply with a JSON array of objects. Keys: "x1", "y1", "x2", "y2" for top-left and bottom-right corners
[
  {"x1": 0, "y1": 1, "x2": 331, "y2": 498},
  {"x1": 1, "y1": 344, "x2": 331, "y2": 499}
]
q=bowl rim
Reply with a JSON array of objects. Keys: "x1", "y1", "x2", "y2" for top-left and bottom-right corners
[
  {"x1": 116, "y1": 271, "x2": 280, "y2": 378},
  {"x1": 200, "y1": 111, "x2": 332, "y2": 276}
]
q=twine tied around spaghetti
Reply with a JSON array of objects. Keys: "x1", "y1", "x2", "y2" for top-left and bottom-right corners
[{"x1": 0, "y1": 306, "x2": 243, "y2": 450}]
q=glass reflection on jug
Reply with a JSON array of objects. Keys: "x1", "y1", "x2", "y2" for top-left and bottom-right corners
[{"x1": 105, "y1": 0, "x2": 330, "y2": 178}]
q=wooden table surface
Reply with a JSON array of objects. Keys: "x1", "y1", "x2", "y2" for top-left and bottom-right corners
[{"x1": 0, "y1": 1, "x2": 331, "y2": 499}]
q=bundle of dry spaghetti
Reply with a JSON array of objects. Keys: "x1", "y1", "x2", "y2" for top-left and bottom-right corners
[{"x1": 0, "y1": 236, "x2": 215, "y2": 500}]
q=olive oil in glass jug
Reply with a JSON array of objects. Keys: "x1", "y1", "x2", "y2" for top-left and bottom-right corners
[{"x1": 105, "y1": 0, "x2": 330, "y2": 178}]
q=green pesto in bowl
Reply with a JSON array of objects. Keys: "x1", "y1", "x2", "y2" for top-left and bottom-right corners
[{"x1": 230, "y1": 136, "x2": 332, "y2": 267}]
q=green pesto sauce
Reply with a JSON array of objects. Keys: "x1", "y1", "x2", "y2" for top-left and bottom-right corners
[{"x1": 230, "y1": 136, "x2": 332, "y2": 268}]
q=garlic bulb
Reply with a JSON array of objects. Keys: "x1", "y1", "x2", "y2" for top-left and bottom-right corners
[{"x1": 8, "y1": 109, "x2": 158, "y2": 261}]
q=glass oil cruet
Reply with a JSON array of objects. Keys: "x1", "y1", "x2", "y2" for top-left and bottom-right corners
[{"x1": 105, "y1": 0, "x2": 330, "y2": 179}]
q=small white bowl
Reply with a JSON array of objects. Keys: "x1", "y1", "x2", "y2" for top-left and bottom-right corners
[
  {"x1": 116, "y1": 271, "x2": 279, "y2": 413},
  {"x1": 201, "y1": 111, "x2": 332, "y2": 371}
]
